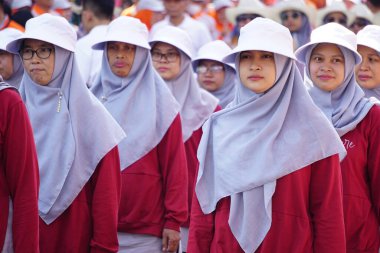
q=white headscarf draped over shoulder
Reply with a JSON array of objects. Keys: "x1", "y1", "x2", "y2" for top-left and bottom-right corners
[
  {"x1": 149, "y1": 26, "x2": 219, "y2": 141},
  {"x1": 195, "y1": 18, "x2": 345, "y2": 253},
  {"x1": 0, "y1": 28, "x2": 24, "y2": 88},
  {"x1": 357, "y1": 25, "x2": 380, "y2": 99},
  {"x1": 6, "y1": 13, "x2": 126, "y2": 224},
  {"x1": 295, "y1": 22, "x2": 375, "y2": 137},
  {"x1": 192, "y1": 40, "x2": 237, "y2": 108},
  {"x1": 90, "y1": 16, "x2": 180, "y2": 170}
]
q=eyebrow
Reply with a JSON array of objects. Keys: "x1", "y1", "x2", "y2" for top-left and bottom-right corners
[
  {"x1": 311, "y1": 53, "x2": 343, "y2": 58},
  {"x1": 23, "y1": 43, "x2": 54, "y2": 48}
]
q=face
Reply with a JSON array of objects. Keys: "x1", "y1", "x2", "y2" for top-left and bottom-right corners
[
  {"x1": 21, "y1": 39, "x2": 55, "y2": 86},
  {"x1": 280, "y1": 10, "x2": 303, "y2": 32},
  {"x1": 323, "y1": 12, "x2": 347, "y2": 27},
  {"x1": 151, "y1": 42, "x2": 181, "y2": 81},
  {"x1": 309, "y1": 43, "x2": 345, "y2": 92},
  {"x1": 107, "y1": 41, "x2": 136, "y2": 78},
  {"x1": 196, "y1": 60, "x2": 225, "y2": 92},
  {"x1": 0, "y1": 50, "x2": 14, "y2": 80},
  {"x1": 239, "y1": 50, "x2": 276, "y2": 93},
  {"x1": 355, "y1": 45, "x2": 380, "y2": 90},
  {"x1": 349, "y1": 18, "x2": 371, "y2": 34},
  {"x1": 163, "y1": 0, "x2": 188, "y2": 18}
]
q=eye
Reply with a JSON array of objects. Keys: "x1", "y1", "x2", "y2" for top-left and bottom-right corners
[
  {"x1": 332, "y1": 58, "x2": 343, "y2": 64},
  {"x1": 108, "y1": 44, "x2": 117, "y2": 50},
  {"x1": 240, "y1": 53, "x2": 251, "y2": 60},
  {"x1": 369, "y1": 56, "x2": 380, "y2": 63},
  {"x1": 167, "y1": 53, "x2": 177, "y2": 58},
  {"x1": 312, "y1": 56, "x2": 322, "y2": 63},
  {"x1": 262, "y1": 53, "x2": 273, "y2": 59},
  {"x1": 40, "y1": 47, "x2": 52, "y2": 53}
]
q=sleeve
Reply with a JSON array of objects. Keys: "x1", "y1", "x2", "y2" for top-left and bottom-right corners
[
  {"x1": 157, "y1": 114, "x2": 188, "y2": 232},
  {"x1": 367, "y1": 107, "x2": 380, "y2": 225},
  {"x1": 309, "y1": 154, "x2": 346, "y2": 253},
  {"x1": 89, "y1": 146, "x2": 121, "y2": 253},
  {"x1": 187, "y1": 192, "x2": 214, "y2": 253},
  {"x1": 3, "y1": 96, "x2": 40, "y2": 253}
]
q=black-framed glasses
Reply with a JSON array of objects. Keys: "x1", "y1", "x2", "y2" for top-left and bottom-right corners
[
  {"x1": 350, "y1": 18, "x2": 371, "y2": 28},
  {"x1": 19, "y1": 47, "x2": 54, "y2": 60},
  {"x1": 236, "y1": 13, "x2": 262, "y2": 23},
  {"x1": 196, "y1": 65, "x2": 224, "y2": 74},
  {"x1": 323, "y1": 15, "x2": 347, "y2": 26},
  {"x1": 151, "y1": 51, "x2": 179, "y2": 62},
  {"x1": 280, "y1": 11, "x2": 302, "y2": 21}
]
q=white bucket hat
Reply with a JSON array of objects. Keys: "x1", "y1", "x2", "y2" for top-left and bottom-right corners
[
  {"x1": 0, "y1": 28, "x2": 23, "y2": 52},
  {"x1": 295, "y1": 22, "x2": 362, "y2": 64},
  {"x1": 11, "y1": 0, "x2": 32, "y2": 9},
  {"x1": 349, "y1": 3, "x2": 374, "y2": 25},
  {"x1": 213, "y1": 0, "x2": 233, "y2": 11},
  {"x1": 149, "y1": 26, "x2": 194, "y2": 59},
  {"x1": 192, "y1": 40, "x2": 234, "y2": 71},
  {"x1": 6, "y1": 13, "x2": 76, "y2": 53},
  {"x1": 223, "y1": 17, "x2": 296, "y2": 63},
  {"x1": 226, "y1": 0, "x2": 272, "y2": 25},
  {"x1": 273, "y1": 0, "x2": 316, "y2": 26},
  {"x1": 53, "y1": 0, "x2": 72, "y2": 9},
  {"x1": 92, "y1": 16, "x2": 150, "y2": 50},
  {"x1": 137, "y1": 0, "x2": 164, "y2": 12},
  {"x1": 357, "y1": 25, "x2": 380, "y2": 53},
  {"x1": 316, "y1": 0, "x2": 355, "y2": 27}
]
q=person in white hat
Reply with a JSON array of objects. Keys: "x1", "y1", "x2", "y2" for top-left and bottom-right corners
[
  {"x1": 356, "y1": 25, "x2": 380, "y2": 100},
  {"x1": 273, "y1": 0, "x2": 316, "y2": 50},
  {"x1": 212, "y1": 0, "x2": 234, "y2": 42},
  {"x1": 149, "y1": 26, "x2": 220, "y2": 252},
  {"x1": 225, "y1": 0, "x2": 271, "y2": 47},
  {"x1": 6, "y1": 13, "x2": 126, "y2": 252},
  {"x1": 192, "y1": 40, "x2": 237, "y2": 108},
  {"x1": 52, "y1": 0, "x2": 72, "y2": 22},
  {"x1": 0, "y1": 28, "x2": 23, "y2": 88},
  {"x1": 90, "y1": 16, "x2": 188, "y2": 253},
  {"x1": 123, "y1": 0, "x2": 166, "y2": 30},
  {"x1": 188, "y1": 17, "x2": 346, "y2": 253},
  {"x1": 150, "y1": 0, "x2": 212, "y2": 52},
  {"x1": 295, "y1": 22, "x2": 380, "y2": 253},
  {"x1": 316, "y1": 0, "x2": 354, "y2": 27},
  {"x1": 0, "y1": 79, "x2": 39, "y2": 253},
  {"x1": 349, "y1": 3, "x2": 374, "y2": 34},
  {"x1": 30, "y1": 0, "x2": 58, "y2": 17}
]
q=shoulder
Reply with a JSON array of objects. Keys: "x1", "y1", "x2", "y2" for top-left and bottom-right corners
[{"x1": 0, "y1": 88, "x2": 22, "y2": 108}]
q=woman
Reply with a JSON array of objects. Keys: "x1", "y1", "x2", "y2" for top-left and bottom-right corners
[
  {"x1": 90, "y1": 16, "x2": 188, "y2": 253},
  {"x1": 6, "y1": 13, "x2": 126, "y2": 252},
  {"x1": 0, "y1": 80, "x2": 39, "y2": 252},
  {"x1": 192, "y1": 40, "x2": 237, "y2": 108},
  {"x1": 295, "y1": 22, "x2": 380, "y2": 253},
  {"x1": 188, "y1": 17, "x2": 346, "y2": 253},
  {"x1": 149, "y1": 26, "x2": 219, "y2": 252},
  {"x1": 316, "y1": 0, "x2": 354, "y2": 28},
  {"x1": 0, "y1": 28, "x2": 23, "y2": 88},
  {"x1": 355, "y1": 25, "x2": 380, "y2": 100}
]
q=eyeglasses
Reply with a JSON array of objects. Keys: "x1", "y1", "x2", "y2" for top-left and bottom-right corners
[
  {"x1": 323, "y1": 16, "x2": 347, "y2": 26},
  {"x1": 280, "y1": 11, "x2": 302, "y2": 21},
  {"x1": 196, "y1": 65, "x2": 224, "y2": 74},
  {"x1": 236, "y1": 13, "x2": 262, "y2": 23},
  {"x1": 350, "y1": 18, "x2": 371, "y2": 28},
  {"x1": 19, "y1": 47, "x2": 54, "y2": 60},
  {"x1": 151, "y1": 51, "x2": 179, "y2": 62}
]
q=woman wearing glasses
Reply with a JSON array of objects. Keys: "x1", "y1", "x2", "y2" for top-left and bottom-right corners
[
  {"x1": 6, "y1": 14, "x2": 126, "y2": 252},
  {"x1": 273, "y1": 0, "x2": 315, "y2": 50},
  {"x1": 192, "y1": 40, "x2": 237, "y2": 108},
  {"x1": 150, "y1": 26, "x2": 219, "y2": 252},
  {"x1": 90, "y1": 16, "x2": 188, "y2": 253}
]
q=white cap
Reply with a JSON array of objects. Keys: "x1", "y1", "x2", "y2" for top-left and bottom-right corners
[
  {"x1": 137, "y1": 0, "x2": 164, "y2": 12},
  {"x1": 0, "y1": 28, "x2": 23, "y2": 53},
  {"x1": 224, "y1": 17, "x2": 296, "y2": 63},
  {"x1": 149, "y1": 26, "x2": 194, "y2": 59},
  {"x1": 7, "y1": 13, "x2": 77, "y2": 53},
  {"x1": 192, "y1": 40, "x2": 234, "y2": 70},
  {"x1": 295, "y1": 22, "x2": 361, "y2": 64},
  {"x1": 92, "y1": 16, "x2": 150, "y2": 50},
  {"x1": 226, "y1": 0, "x2": 272, "y2": 25},
  {"x1": 357, "y1": 25, "x2": 380, "y2": 53},
  {"x1": 273, "y1": 0, "x2": 316, "y2": 27}
]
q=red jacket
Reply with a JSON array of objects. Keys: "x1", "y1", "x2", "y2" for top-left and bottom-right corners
[
  {"x1": 39, "y1": 146, "x2": 121, "y2": 253},
  {"x1": 188, "y1": 154, "x2": 346, "y2": 253},
  {"x1": 118, "y1": 115, "x2": 188, "y2": 236},
  {"x1": 340, "y1": 106, "x2": 380, "y2": 253},
  {"x1": 0, "y1": 89, "x2": 39, "y2": 252}
]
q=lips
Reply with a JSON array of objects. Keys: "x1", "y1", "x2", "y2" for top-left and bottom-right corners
[
  {"x1": 158, "y1": 67, "x2": 169, "y2": 72},
  {"x1": 317, "y1": 75, "x2": 333, "y2": 81},
  {"x1": 248, "y1": 75, "x2": 263, "y2": 81},
  {"x1": 114, "y1": 62, "x2": 127, "y2": 68},
  {"x1": 357, "y1": 74, "x2": 372, "y2": 81}
]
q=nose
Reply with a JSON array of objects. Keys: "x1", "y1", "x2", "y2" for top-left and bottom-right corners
[
  {"x1": 249, "y1": 60, "x2": 261, "y2": 70},
  {"x1": 359, "y1": 58, "x2": 370, "y2": 71}
]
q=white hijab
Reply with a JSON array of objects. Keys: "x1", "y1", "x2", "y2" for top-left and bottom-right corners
[
  {"x1": 195, "y1": 18, "x2": 345, "y2": 253},
  {"x1": 7, "y1": 14, "x2": 126, "y2": 224},
  {"x1": 150, "y1": 26, "x2": 219, "y2": 141}
]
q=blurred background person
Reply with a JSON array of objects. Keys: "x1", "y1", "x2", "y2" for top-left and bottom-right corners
[
  {"x1": 349, "y1": 3, "x2": 374, "y2": 34},
  {"x1": 212, "y1": 0, "x2": 234, "y2": 42},
  {"x1": 316, "y1": 0, "x2": 354, "y2": 27},
  {"x1": 0, "y1": 0, "x2": 24, "y2": 31}
]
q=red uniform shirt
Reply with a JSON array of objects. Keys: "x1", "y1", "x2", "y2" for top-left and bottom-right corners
[
  {"x1": 39, "y1": 146, "x2": 121, "y2": 253},
  {"x1": 188, "y1": 154, "x2": 346, "y2": 253},
  {"x1": 118, "y1": 115, "x2": 188, "y2": 236},
  {"x1": 0, "y1": 89, "x2": 39, "y2": 252},
  {"x1": 340, "y1": 106, "x2": 380, "y2": 253}
]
